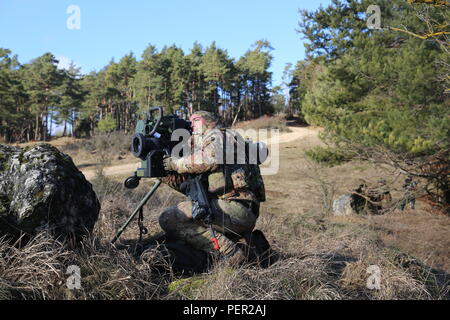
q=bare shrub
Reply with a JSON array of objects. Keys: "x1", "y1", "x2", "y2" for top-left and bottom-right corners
[{"x1": 301, "y1": 159, "x2": 337, "y2": 216}]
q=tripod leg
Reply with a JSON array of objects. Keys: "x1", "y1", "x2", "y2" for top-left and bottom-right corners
[{"x1": 111, "y1": 180, "x2": 162, "y2": 244}]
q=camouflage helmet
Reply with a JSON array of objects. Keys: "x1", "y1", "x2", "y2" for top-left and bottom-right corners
[{"x1": 190, "y1": 111, "x2": 220, "y2": 129}]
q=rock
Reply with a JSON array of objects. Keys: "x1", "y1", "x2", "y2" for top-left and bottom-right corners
[
  {"x1": 332, "y1": 191, "x2": 380, "y2": 216},
  {"x1": 332, "y1": 194, "x2": 358, "y2": 216},
  {"x1": 0, "y1": 143, "x2": 100, "y2": 241}
]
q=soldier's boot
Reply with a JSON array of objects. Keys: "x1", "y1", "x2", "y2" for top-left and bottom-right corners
[
  {"x1": 400, "y1": 200, "x2": 406, "y2": 211},
  {"x1": 214, "y1": 232, "x2": 246, "y2": 267},
  {"x1": 241, "y1": 230, "x2": 274, "y2": 268},
  {"x1": 225, "y1": 245, "x2": 246, "y2": 267},
  {"x1": 410, "y1": 198, "x2": 416, "y2": 210}
]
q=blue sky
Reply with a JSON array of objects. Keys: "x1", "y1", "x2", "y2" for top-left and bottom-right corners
[{"x1": 0, "y1": 0, "x2": 332, "y2": 86}]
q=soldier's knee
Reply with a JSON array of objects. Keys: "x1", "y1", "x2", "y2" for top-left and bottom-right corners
[
  {"x1": 159, "y1": 209, "x2": 176, "y2": 232},
  {"x1": 159, "y1": 203, "x2": 193, "y2": 233},
  {"x1": 177, "y1": 201, "x2": 193, "y2": 219}
]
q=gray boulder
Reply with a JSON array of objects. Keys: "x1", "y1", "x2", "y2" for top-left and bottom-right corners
[
  {"x1": 332, "y1": 194, "x2": 358, "y2": 216},
  {"x1": 0, "y1": 143, "x2": 100, "y2": 241}
]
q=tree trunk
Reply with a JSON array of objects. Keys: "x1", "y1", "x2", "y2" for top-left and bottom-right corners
[
  {"x1": 35, "y1": 114, "x2": 40, "y2": 141},
  {"x1": 49, "y1": 110, "x2": 53, "y2": 139},
  {"x1": 71, "y1": 109, "x2": 76, "y2": 137},
  {"x1": 43, "y1": 111, "x2": 48, "y2": 141},
  {"x1": 125, "y1": 103, "x2": 129, "y2": 133}
]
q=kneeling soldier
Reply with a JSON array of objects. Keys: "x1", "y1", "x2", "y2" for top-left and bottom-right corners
[{"x1": 159, "y1": 111, "x2": 266, "y2": 265}]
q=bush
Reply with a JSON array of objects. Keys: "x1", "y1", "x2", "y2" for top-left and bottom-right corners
[
  {"x1": 97, "y1": 115, "x2": 116, "y2": 134},
  {"x1": 305, "y1": 146, "x2": 351, "y2": 167}
]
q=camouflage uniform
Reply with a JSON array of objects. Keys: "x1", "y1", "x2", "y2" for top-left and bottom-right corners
[
  {"x1": 366, "y1": 179, "x2": 392, "y2": 213},
  {"x1": 159, "y1": 112, "x2": 265, "y2": 256}
]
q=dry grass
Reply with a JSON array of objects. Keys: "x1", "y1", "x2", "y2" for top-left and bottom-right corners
[
  {"x1": 167, "y1": 256, "x2": 343, "y2": 300},
  {"x1": 368, "y1": 211, "x2": 450, "y2": 272},
  {"x1": 1, "y1": 171, "x2": 448, "y2": 300},
  {"x1": 0, "y1": 233, "x2": 69, "y2": 299},
  {"x1": 1, "y1": 120, "x2": 449, "y2": 300},
  {"x1": 59, "y1": 132, "x2": 134, "y2": 174},
  {"x1": 91, "y1": 174, "x2": 185, "y2": 242},
  {"x1": 0, "y1": 232, "x2": 172, "y2": 300},
  {"x1": 13, "y1": 136, "x2": 79, "y2": 149},
  {"x1": 165, "y1": 234, "x2": 448, "y2": 300}
]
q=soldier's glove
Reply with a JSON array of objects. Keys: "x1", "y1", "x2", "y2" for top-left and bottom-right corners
[
  {"x1": 163, "y1": 156, "x2": 176, "y2": 172},
  {"x1": 192, "y1": 202, "x2": 209, "y2": 222}
]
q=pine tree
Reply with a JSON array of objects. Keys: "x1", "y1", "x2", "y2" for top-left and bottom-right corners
[
  {"x1": 200, "y1": 42, "x2": 233, "y2": 113},
  {"x1": 134, "y1": 45, "x2": 164, "y2": 113},
  {"x1": 56, "y1": 63, "x2": 84, "y2": 136},
  {"x1": 184, "y1": 42, "x2": 207, "y2": 112},
  {"x1": 21, "y1": 53, "x2": 62, "y2": 141},
  {"x1": 236, "y1": 40, "x2": 274, "y2": 119},
  {"x1": 296, "y1": 0, "x2": 450, "y2": 210},
  {"x1": 0, "y1": 48, "x2": 27, "y2": 142}
]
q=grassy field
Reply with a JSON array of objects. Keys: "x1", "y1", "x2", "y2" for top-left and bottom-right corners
[{"x1": 1, "y1": 116, "x2": 449, "y2": 300}]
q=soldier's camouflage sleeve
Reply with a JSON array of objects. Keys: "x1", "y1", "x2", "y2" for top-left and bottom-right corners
[
  {"x1": 172, "y1": 131, "x2": 221, "y2": 174},
  {"x1": 159, "y1": 173, "x2": 189, "y2": 193}
]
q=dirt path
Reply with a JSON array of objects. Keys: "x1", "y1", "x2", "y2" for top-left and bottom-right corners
[
  {"x1": 80, "y1": 126, "x2": 320, "y2": 181},
  {"x1": 263, "y1": 126, "x2": 320, "y2": 145}
]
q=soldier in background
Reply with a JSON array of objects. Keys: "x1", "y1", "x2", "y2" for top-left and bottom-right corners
[
  {"x1": 159, "y1": 111, "x2": 266, "y2": 265},
  {"x1": 353, "y1": 179, "x2": 392, "y2": 214},
  {"x1": 400, "y1": 176, "x2": 417, "y2": 210},
  {"x1": 370, "y1": 179, "x2": 392, "y2": 210},
  {"x1": 352, "y1": 182, "x2": 368, "y2": 213}
]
